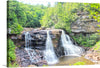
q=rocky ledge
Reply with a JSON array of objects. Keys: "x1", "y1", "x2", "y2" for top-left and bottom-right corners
[
  {"x1": 16, "y1": 47, "x2": 47, "y2": 67},
  {"x1": 71, "y1": 11, "x2": 100, "y2": 33},
  {"x1": 20, "y1": 28, "x2": 62, "y2": 50}
]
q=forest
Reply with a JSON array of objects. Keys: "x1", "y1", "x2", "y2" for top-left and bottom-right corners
[{"x1": 7, "y1": 0, "x2": 100, "y2": 67}]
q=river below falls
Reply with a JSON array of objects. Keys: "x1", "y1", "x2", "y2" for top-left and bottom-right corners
[{"x1": 48, "y1": 56, "x2": 95, "y2": 66}]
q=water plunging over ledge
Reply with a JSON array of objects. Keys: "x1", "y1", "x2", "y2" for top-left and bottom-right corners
[
  {"x1": 24, "y1": 30, "x2": 85, "y2": 66},
  {"x1": 43, "y1": 31, "x2": 59, "y2": 65},
  {"x1": 61, "y1": 30, "x2": 84, "y2": 56},
  {"x1": 25, "y1": 32, "x2": 42, "y2": 63}
]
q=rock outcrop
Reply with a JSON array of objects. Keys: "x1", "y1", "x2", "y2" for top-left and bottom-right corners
[
  {"x1": 71, "y1": 11, "x2": 100, "y2": 33},
  {"x1": 85, "y1": 41, "x2": 100, "y2": 64},
  {"x1": 21, "y1": 28, "x2": 62, "y2": 50}
]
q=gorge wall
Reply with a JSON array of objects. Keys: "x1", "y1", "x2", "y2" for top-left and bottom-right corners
[{"x1": 71, "y1": 11, "x2": 100, "y2": 33}]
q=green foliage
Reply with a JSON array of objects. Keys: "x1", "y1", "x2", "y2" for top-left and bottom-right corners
[
  {"x1": 97, "y1": 25, "x2": 100, "y2": 35},
  {"x1": 72, "y1": 33, "x2": 100, "y2": 47},
  {"x1": 83, "y1": 3, "x2": 100, "y2": 22},
  {"x1": 7, "y1": 1, "x2": 46, "y2": 29},
  {"x1": 10, "y1": 23, "x2": 23, "y2": 34},
  {"x1": 7, "y1": 39, "x2": 18, "y2": 67},
  {"x1": 93, "y1": 41, "x2": 100, "y2": 50},
  {"x1": 7, "y1": 39, "x2": 16, "y2": 61},
  {"x1": 8, "y1": 61, "x2": 19, "y2": 67},
  {"x1": 73, "y1": 61, "x2": 85, "y2": 65},
  {"x1": 69, "y1": 61, "x2": 86, "y2": 66},
  {"x1": 40, "y1": 2, "x2": 79, "y2": 32}
]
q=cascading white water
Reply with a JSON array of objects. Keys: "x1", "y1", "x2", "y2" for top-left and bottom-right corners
[
  {"x1": 61, "y1": 30, "x2": 84, "y2": 56},
  {"x1": 25, "y1": 32, "x2": 31, "y2": 50},
  {"x1": 25, "y1": 32, "x2": 41, "y2": 63},
  {"x1": 44, "y1": 31, "x2": 59, "y2": 64}
]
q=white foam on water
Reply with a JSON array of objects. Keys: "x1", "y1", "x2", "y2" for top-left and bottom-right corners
[
  {"x1": 44, "y1": 31, "x2": 59, "y2": 64},
  {"x1": 61, "y1": 30, "x2": 84, "y2": 56}
]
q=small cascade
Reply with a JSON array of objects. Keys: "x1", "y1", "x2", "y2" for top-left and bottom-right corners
[
  {"x1": 61, "y1": 30, "x2": 84, "y2": 56},
  {"x1": 25, "y1": 32, "x2": 42, "y2": 63},
  {"x1": 44, "y1": 31, "x2": 59, "y2": 64}
]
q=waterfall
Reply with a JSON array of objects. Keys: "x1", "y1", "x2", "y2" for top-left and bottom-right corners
[
  {"x1": 24, "y1": 30, "x2": 84, "y2": 65},
  {"x1": 25, "y1": 32, "x2": 31, "y2": 50},
  {"x1": 25, "y1": 32, "x2": 41, "y2": 63},
  {"x1": 44, "y1": 31, "x2": 59, "y2": 64},
  {"x1": 61, "y1": 30, "x2": 84, "y2": 56}
]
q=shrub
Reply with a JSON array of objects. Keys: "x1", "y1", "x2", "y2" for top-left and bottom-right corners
[
  {"x1": 10, "y1": 23, "x2": 23, "y2": 34},
  {"x1": 7, "y1": 39, "x2": 18, "y2": 67},
  {"x1": 72, "y1": 33, "x2": 100, "y2": 47},
  {"x1": 7, "y1": 39, "x2": 16, "y2": 61},
  {"x1": 8, "y1": 61, "x2": 19, "y2": 67}
]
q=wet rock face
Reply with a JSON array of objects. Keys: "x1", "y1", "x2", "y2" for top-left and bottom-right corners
[
  {"x1": 21, "y1": 29, "x2": 62, "y2": 50},
  {"x1": 16, "y1": 47, "x2": 47, "y2": 67},
  {"x1": 54, "y1": 38, "x2": 65, "y2": 57},
  {"x1": 16, "y1": 48, "x2": 31, "y2": 67},
  {"x1": 71, "y1": 11, "x2": 100, "y2": 33}
]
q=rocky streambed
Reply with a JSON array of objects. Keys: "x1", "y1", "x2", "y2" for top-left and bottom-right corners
[{"x1": 16, "y1": 47, "x2": 47, "y2": 67}]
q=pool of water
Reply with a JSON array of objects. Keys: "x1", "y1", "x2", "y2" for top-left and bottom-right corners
[{"x1": 53, "y1": 56, "x2": 94, "y2": 66}]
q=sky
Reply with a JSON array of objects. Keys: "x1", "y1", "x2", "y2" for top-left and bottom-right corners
[{"x1": 17, "y1": 0, "x2": 55, "y2": 7}]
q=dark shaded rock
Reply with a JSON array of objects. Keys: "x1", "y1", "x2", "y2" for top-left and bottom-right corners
[
  {"x1": 33, "y1": 30, "x2": 39, "y2": 34},
  {"x1": 20, "y1": 29, "x2": 62, "y2": 50},
  {"x1": 36, "y1": 42, "x2": 45, "y2": 45},
  {"x1": 21, "y1": 32, "x2": 25, "y2": 40},
  {"x1": 34, "y1": 46, "x2": 45, "y2": 50},
  {"x1": 39, "y1": 30, "x2": 47, "y2": 35}
]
